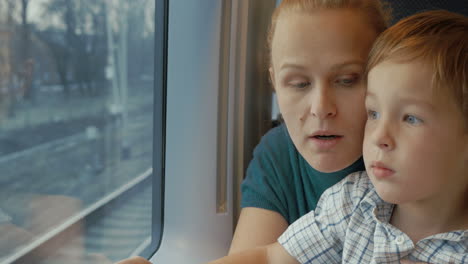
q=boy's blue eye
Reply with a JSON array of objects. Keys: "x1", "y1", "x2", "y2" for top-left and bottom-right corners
[
  {"x1": 367, "y1": 110, "x2": 379, "y2": 120},
  {"x1": 403, "y1": 115, "x2": 423, "y2": 125}
]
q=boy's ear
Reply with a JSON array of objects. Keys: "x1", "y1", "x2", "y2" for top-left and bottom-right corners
[{"x1": 269, "y1": 67, "x2": 276, "y2": 91}]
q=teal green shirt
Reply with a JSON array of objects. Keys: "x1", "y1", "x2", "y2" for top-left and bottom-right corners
[{"x1": 241, "y1": 124, "x2": 365, "y2": 224}]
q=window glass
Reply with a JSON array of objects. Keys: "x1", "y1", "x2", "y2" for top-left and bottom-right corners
[{"x1": 0, "y1": 0, "x2": 158, "y2": 262}]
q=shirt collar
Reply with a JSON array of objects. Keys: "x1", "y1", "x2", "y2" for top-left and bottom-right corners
[
  {"x1": 359, "y1": 187, "x2": 468, "y2": 243},
  {"x1": 359, "y1": 187, "x2": 394, "y2": 224},
  {"x1": 422, "y1": 229, "x2": 468, "y2": 243}
]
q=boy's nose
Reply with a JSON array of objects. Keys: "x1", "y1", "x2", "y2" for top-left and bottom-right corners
[{"x1": 373, "y1": 123, "x2": 395, "y2": 151}]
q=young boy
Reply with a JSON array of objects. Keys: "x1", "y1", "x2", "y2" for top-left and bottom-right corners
[{"x1": 209, "y1": 10, "x2": 468, "y2": 264}]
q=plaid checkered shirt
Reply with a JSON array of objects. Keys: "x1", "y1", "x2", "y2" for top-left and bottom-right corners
[{"x1": 278, "y1": 171, "x2": 468, "y2": 263}]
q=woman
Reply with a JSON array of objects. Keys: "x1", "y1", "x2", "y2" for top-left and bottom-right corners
[
  {"x1": 229, "y1": 0, "x2": 391, "y2": 254},
  {"x1": 116, "y1": 0, "x2": 392, "y2": 263}
]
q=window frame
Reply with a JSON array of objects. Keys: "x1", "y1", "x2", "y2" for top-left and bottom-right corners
[{"x1": 140, "y1": 0, "x2": 168, "y2": 258}]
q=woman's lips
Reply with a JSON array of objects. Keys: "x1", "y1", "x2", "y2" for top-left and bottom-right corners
[{"x1": 309, "y1": 135, "x2": 343, "y2": 150}]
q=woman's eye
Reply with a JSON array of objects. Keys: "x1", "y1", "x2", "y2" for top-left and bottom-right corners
[
  {"x1": 367, "y1": 110, "x2": 379, "y2": 120},
  {"x1": 336, "y1": 75, "x2": 360, "y2": 87},
  {"x1": 290, "y1": 82, "x2": 310, "y2": 89},
  {"x1": 403, "y1": 115, "x2": 423, "y2": 125}
]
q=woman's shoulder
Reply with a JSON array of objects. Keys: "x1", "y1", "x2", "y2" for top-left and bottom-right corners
[
  {"x1": 254, "y1": 123, "x2": 294, "y2": 155},
  {"x1": 250, "y1": 124, "x2": 303, "y2": 171},
  {"x1": 246, "y1": 123, "x2": 304, "y2": 187},
  {"x1": 241, "y1": 124, "x2": 299, "y2": 218}
]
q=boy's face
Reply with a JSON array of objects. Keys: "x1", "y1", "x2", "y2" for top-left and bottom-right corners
[{"x1": 363, "y1": 60, "x2": 468, "y2": 205}]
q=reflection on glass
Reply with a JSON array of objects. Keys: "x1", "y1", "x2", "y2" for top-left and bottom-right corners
[{"x1": 0, "y1": 0, "x2": 155, "y2": 262}]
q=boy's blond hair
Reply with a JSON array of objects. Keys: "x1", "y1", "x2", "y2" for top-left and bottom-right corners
[
  {"x1": 267, "y1": 0, "x2": 392, "y2": 65},
  {"x1": 367, "y1": 10, "x2": 468, "y2": 124}
]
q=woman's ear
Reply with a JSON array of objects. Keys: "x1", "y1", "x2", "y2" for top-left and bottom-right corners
[{"x1": 269, "y1": 67, "x2": 275, "y2": 91}]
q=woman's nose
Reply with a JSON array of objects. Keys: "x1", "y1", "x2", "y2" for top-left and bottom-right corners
[{"x1": 309, "y1": 88, "x2": 337, "y2": 119}]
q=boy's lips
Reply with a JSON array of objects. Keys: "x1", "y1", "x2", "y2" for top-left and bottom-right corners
[{"x1": 370, "y1": 161, "x2": 395, "y2": 178}]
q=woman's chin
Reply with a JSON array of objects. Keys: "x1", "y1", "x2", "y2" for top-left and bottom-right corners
[{"x1": 306, "y1": 155, "x2": 360, "y2": 173}]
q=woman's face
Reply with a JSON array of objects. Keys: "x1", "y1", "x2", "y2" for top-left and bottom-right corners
[{"x1": 270, "y1": 9, "x2": 377, "y2": 172}]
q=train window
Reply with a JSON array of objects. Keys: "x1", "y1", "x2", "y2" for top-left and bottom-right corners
[{"x1": 0, "y1": 0, "x2": 164, "y2": 263}]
